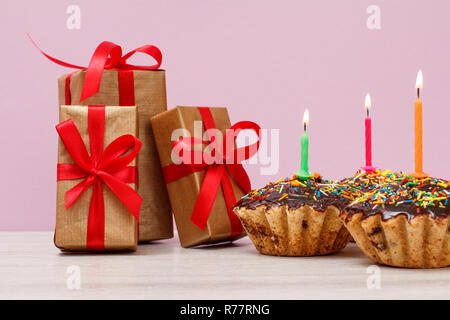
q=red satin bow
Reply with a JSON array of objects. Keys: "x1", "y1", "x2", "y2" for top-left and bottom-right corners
[
  {"x1": 56, "y1": 106, "x2": 143, "y2": 250},
  {"x1": 163, "y1": 107, "x2": 261, "y2": 236},
  {"x1": 28, "y1": 34, "x2": 162, "y2": 101}
]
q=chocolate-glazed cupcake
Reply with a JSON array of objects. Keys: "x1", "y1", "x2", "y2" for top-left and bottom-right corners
[
  {"x1": 339, "y1": 169, "x2": 388, "y2": 243},
  {"x1": 233, "y1": 175, "x2": 352, "y2": 256},
  {"x1": 340, "y1": 170, "x2": 450, "y2": 268}
]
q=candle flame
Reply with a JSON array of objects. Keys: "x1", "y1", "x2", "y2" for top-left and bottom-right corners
[
  {"x1": 365, "y1": 93, "x2": 371, "y2": 111},
  {"x1": 303, "y1": 109, "x2": 309, "y2": 128},
  {"x1": 416, "y1": 70, "x2": 423, "y2": 89}
]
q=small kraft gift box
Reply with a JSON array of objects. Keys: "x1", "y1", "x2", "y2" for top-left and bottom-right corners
[
  {"x1": 31, "y1": 36, "x2": 173, "y2": 242},
  {"x1": 151, "y1": 106, "x2": 261, "y2": 247},
  {"x1": 55, "y1": 105, "x2": 142, "y2": 252}
]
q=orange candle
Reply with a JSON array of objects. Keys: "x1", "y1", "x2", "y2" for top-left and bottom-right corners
[
  {"x1": 411, "y1": 70, "x2": 427, "y2": 178},
  {"x1": 414, "y1": 97, "x2": 422, "y2": 172}
]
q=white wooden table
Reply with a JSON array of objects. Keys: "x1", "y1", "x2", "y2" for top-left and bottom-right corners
[{"x1": 0, "y1": 232, "x2": 448, "y2": 300}]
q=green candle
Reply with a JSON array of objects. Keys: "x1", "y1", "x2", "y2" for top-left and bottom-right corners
[{"x1": 296, "y1": 109, "x2": 311, "y2": 180}]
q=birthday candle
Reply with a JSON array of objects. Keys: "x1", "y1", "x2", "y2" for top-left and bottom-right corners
[
  {"x1": 411, "y1": 70, "x2": 428, "y2": 178},
  {"x1": 363, "y1": 93, "x2": 375, "y2": 172},
  {"x1": 296, "y1": 109, "x2": 311, "y2": 180}
]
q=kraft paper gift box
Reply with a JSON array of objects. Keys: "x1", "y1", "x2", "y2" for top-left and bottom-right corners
[
  {"x1": 55, "y1": 105, "x2": 141, "y2": 252},
  {"x1": 58, "y1": 69, "x2": 173, "y2": 242},
  {"x1": 151, "y1": 106, "x2": 258, "y2": 247},
  {"x1": 30, "y1": 36, "x2": 173, "y2": 242}
]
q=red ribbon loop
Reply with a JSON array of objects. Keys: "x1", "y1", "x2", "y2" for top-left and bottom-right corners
[
  {"x1": 163, "y1": 107, "x2": 261, "y2": 236},
  {"x1": 28, "y1": 34, "x2": 162, "y2": 102},
  {"x1": 56, "y1": 106, "x2": 142, "y2": 250}
]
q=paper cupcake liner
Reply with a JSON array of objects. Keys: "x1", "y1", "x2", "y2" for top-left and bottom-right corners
[
  {"x1": 234, "y1": 205, "x2": 352, "y2": 256},
  {"x1": 340, "y1": 212, "x2": 450, "y2": 268}
]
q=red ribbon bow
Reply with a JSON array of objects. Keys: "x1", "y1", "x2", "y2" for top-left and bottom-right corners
[
  {"x1": 162, "y1": 107, "x2": 261, "y2": 236},
  {"x1": 56, "y1": 106, "x2": 143, "y2": 250},
  {"x1": 28, "y1": 34, "x2": 162, "y2": 102}
]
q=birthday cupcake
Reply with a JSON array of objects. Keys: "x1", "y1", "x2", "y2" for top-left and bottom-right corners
[
  {"x1": 340, "y1": 169, "x2": 384, "y2": 195},
  {"x1": 233, "y1": 174, "x2": 353, "y2": 256},
  {"x1": 339, "y1": 169, "x2": 387, "y2": 242},
  {"x1": 339, "y1": 171, "x2": 450, "y2": 268}
]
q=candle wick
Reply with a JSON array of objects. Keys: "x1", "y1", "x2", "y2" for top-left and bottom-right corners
[
  {"x1": 304, "y1": 124, "x2": 307, "y2": 132},
  {"x1": 366, "y1": 108, "x2": 369, "y2": 117},
  {"x1": 417, "y1": 88, "x2": 420, "y2": 99}
]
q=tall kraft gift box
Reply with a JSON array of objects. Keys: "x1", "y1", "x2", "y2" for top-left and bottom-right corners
[
  {"x1": 55, "y1": 105, "x2": 141, "y2": 251},
  {"x1": 57, "y1": 61, "x2": 173, "y2": 242},
  {"x1": 151, "y1": 106, "x2": 261, "y2": 247}
]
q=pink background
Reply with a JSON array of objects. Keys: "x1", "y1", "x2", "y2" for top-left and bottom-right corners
[{"x1": 1, "y1": 1, "x2": 449, "y2": 231}]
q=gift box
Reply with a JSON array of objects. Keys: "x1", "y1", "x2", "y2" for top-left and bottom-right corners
[
  {"x1": 55, "y1": 105, "x2": 142, "y2": 251},
  {"x1": 30, "y1": 37, "x2": 173, "y2": 242},
  {"x1": 58, "y1": 69, "x2": 172, "y2": 242},
  {"x1": 151, "y1": 106, "x2": 261, "y2": 247}
]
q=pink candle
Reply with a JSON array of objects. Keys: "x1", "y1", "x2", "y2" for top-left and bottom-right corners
[
  {"x1": 362, "y1": 93, "x2": 375, "y2": 172},
  {"x1": 365, "y1": 117, "x2": 372, "y2": 167}
]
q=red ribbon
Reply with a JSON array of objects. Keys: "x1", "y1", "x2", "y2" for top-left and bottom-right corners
[
  {"x1": 56, "y1": 106, "x2": 143, "y2": 250},
  {"x1": 162, "y1": 107, "x2": 261, "y2": 236},
  {"x1": 28, "y1": 34, "x2": 162, "y2": 102}
]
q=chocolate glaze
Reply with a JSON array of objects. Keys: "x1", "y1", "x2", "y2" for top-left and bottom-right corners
[
  {"x1": 341, "y1": 172, "x2": 450, "y2": 222},
  {"x1": 234, "y1": 171, "x2": 450, "y2": 223},
  {"x1": 234, "y1": 176, "x2": 349, "y2": 212}
]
